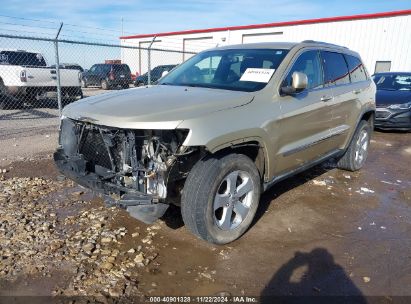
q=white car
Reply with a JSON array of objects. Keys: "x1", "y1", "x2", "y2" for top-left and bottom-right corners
[{"x1": 0, "y1": 49, "x2": 82, "y2": 109}]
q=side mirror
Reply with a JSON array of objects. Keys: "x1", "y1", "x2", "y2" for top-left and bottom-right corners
[
  {"x1": 281, "y1": 71, "x2": 308, "y2": 95},
  {"x1": 161, "y1": 70, "x2": 169, "y2": 77}
]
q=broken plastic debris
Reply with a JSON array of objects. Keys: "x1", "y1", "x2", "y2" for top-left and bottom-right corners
[
  {"x1": 380, "y1": 226, "x2": 386, "y2": 230},
  {"x1": 381, "y1": 180, "x2": 400, "y2": 186},
  {"x1": 313, "y1": 180, "x2": 326, "y2": 186},
  {"x1": 360, "y1": 187, "x2": 375, "y2": 194},
  {"x1": 358, "y1": 227, "x2": 362, "y2": 230},
  {"x1": 343, "y1": 174, "x2": 351, "y2": 179}
]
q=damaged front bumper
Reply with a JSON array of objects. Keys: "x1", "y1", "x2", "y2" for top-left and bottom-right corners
[
  {"x1": 53, "y1": 118, "x2": 195, "y2": 224},
  {"x1": 54, "y1": 148, "x2": 169, "y2": 223}
]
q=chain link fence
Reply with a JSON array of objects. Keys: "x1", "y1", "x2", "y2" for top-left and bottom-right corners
[{"x1": 0, "y1": 33, "x2": 196, "y2": 162}]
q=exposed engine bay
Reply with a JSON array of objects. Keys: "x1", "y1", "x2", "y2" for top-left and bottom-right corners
[{"x1": 54, "y1": 118, "x2": 204, "y2": 223}]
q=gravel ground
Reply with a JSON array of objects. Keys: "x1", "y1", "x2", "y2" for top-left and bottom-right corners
[{"x1": 0, "y1": 131, "x2": 410, "y2": 303}]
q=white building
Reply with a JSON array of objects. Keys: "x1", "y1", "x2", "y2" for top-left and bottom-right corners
[{"x1": 120, "y1": 9, "x2": 411, "y2": 75}]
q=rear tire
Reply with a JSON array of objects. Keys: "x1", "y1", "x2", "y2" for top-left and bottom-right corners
[
  {"x1": 181, "y1": 154, "x2": 261, "y2": 244},
  {"x1": 337, "y1": 120, "x2": 371, "y2": 171},
  {"x1": 101, "y1": 79, "x2": 109, "y2": 90}
]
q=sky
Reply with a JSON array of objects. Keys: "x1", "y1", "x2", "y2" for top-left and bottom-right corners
[
  {"x1": 0, "y1": 0, "x2": 410, "y2": 42},
  {"x1": 0, "y1": 0, "x2": 409, "y2": 70}
]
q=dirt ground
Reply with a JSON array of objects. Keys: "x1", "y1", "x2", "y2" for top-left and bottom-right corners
[{"x1": 0, "y1": 131, "x2": 410, "y2": 303}]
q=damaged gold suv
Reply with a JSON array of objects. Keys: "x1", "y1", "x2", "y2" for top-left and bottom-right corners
[{"x1": 55, "y1": 41, "x2": 376, "y2": 244}]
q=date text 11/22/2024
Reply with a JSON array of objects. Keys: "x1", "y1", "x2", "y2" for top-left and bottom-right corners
[{"x1": 146, "y1": 296, "x2": 258, "y2": 303}]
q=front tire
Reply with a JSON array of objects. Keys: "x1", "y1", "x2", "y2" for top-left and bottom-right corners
[
  {"x1": 181, "y1": 154, "x2": 261, "y2": 244},
  {"x1": 337, "y1": 120, "x2": 371, "y2": 171}
]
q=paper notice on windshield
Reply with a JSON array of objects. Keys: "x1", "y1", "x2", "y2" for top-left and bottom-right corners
[{"x1": 240, "y1": 68, "x2": 275, "y2": 83}]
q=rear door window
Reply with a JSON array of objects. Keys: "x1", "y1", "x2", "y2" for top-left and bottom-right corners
[
  {"x1": 321, "y1": 51, "x2": 350, "y2": 86},
  {"x1": 345, "y1": 55, "x2": 368, "y2": 82},
  {"x1": 100, "y1": 65, "x2": 111, "y2": 74}
]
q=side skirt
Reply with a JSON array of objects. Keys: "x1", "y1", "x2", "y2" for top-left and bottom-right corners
[{"x1": 263, "y1": 149, "x2": 343, "y2": 192}]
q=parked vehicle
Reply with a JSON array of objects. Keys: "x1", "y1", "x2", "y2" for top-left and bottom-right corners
[
  {"x1": 134, "y1": 65, "x2": 177, "y2": 86},
  {"x1": 373, "y1": 72, "x2": 411, "y2": 130},
  {"x1": 131, "y1": 71, "x2": 139, "y2": 82},
  {"x1": 55, "y1": 41, "x2": 375, "y2": 244},
  {"x1": 0, "y1": 49, "x2": 82, "y2": 109},
  {"x1": 50, "y1": 63, "x2": 84, "y2": 72},
  {"x1": 81, "y1": 64, "x2": 132, "y2": 90}
]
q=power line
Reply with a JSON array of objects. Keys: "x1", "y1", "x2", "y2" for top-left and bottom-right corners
[
  {"x1": 0, "y1": 14, "x2": 58, "y2": 25},
  {"x1": 0, "y1": 14, "x2": 136, "y2": 35},
  {"x1": 0, "y1": 21, "x2": 57, "y2": 31},
  {"x1": 0, "y1": 27, "x2": 54, "y2": 38}
]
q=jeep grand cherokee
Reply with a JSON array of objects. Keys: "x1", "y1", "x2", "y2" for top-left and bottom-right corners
[{"x1": 55, "y1": 41, "x2": 376, "y2": 244}]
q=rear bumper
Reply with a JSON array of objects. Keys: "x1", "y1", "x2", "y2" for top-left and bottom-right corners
[{"x1": 375, "y1": 108, "x2": 411, "y2": 130}]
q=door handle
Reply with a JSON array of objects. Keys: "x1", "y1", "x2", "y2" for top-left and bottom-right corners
[
  {"x1": 27, "y1": 75, "x2": 34, "y2": 79},
  {"x1": 353, "y1": 89, "x2": 361, "y2": 94},
  {"x1": 321, "y1": 95, "x2": 333, "y2": 102}
]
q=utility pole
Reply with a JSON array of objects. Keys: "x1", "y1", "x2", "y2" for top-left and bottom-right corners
[
  {"x1": 121, "y1": 17, "x2": 124, "y2": 37},
  {"x1": 147, "y1": 36, "x2": 157, "y2": 85},
  {"x1": 54, "y1": 22, "x2": 63, "y2": 115}
]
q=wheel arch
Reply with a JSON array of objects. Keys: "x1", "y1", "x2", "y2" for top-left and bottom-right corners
[
  {"x1": 361, "y1": 110, "x2": 375, "y2": 129},
  {"x1": 342, "y1": 108, "x2": 375, "y2": 153},
  {"x1": 206, "y1": 138, "x2": 268, "y2": 181}
]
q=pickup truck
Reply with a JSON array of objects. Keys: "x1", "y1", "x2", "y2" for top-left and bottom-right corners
[{"x1": 0, "y1": 49, "x2": 82, "y2": 109}]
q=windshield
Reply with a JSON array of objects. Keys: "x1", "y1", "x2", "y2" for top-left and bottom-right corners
[
  {"x1": 373, "y1": 74, "x2": 411, "y2": 91},
  {"x1": 159, "y1": 48, "x2": 288, "y2": 92}
]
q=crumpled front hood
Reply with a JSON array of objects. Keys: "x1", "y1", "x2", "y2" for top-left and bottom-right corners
[{"x1": 63, "y1": 85, "x2": 254, "y2": 129}]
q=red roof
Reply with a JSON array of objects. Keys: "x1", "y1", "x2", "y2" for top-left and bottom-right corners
[{"x1": 120, "y1": 9, "x2": 411, "y2": 39}]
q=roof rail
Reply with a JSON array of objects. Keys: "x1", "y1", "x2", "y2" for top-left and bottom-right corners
[{"x1": 301, "y1": 40, "x2": 348, "y2": 49}]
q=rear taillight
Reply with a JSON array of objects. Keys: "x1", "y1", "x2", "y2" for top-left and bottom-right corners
[
  {"x1": 20, "y1": 70, "x2": 27, "y2": 82},
  {"x1": 109, "y1": 68, "x2": 115, "y2": 80}
]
